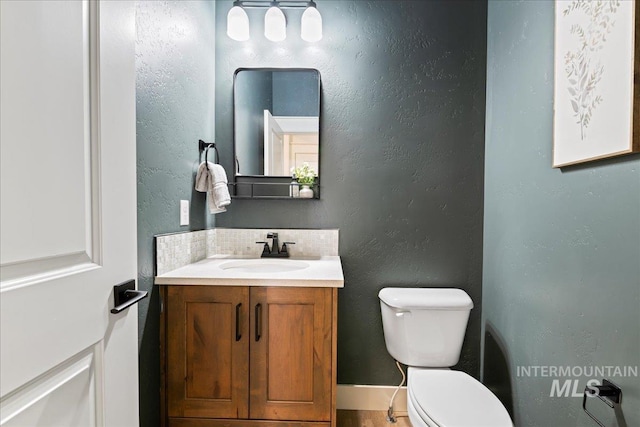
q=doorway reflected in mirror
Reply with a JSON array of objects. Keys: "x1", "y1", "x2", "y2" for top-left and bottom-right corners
[{"x1": 263, "y1": 111, "x2": 318, "y2": 176}]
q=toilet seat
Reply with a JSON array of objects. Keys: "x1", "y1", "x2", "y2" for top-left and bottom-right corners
[
  {"x1": 407, "y1": 368, "x2": 512, "y2": 427},
  {"x1": 407, "y1": 390, "x2": 434, "y2": 427}
]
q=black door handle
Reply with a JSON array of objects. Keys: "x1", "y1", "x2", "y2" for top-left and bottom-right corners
[
  {"x1": 255, "y1": 303, "x2": 262, "y2": 341},
  {"x1": 111, "y1": 280, "x2": 148, "y2": 314},
  {"x1": 235, "y1": 303, "x2": 242, "y2": 341}
]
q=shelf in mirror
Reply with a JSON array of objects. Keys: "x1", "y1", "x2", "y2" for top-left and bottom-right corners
[{"x1": 229, "y1": 181, "x2": 319, "y2": 200}]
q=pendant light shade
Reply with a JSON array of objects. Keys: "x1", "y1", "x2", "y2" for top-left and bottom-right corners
[
  {"x1": 227, "y1": 5, "x2": 250, "y2": 41},
  {"x1": 301, "y1": 5, "x2": 322, "y2": 42},
  {"x1": 264, "y1": 6, "x2": 286, "y2": 42}
]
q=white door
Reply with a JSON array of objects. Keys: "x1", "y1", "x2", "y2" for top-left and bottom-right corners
[
  {"x1": 264, "y1": 110, "x2": 284, "y2": 175},
  {"x1": 0, "y1": 1, "x2": 139, "y2": 426}
]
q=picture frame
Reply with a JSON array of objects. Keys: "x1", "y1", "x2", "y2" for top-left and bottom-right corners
[{"x1": 553, "y1": 0, "x2": 640, "y2": 167}]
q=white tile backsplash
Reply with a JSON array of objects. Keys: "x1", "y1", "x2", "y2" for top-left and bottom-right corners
[
  {"x1": 214, "y1": 228, "x2": 339, "y2": 257},
  {"x1": 156, "y1": 228, "x2": 339, "y2": 275},
  {"x1": 206, "y1": 228, "x2": 217, "y2": 257},
  {"x1": 155, "y1": 230, "x2": 207, "y2": 275}
]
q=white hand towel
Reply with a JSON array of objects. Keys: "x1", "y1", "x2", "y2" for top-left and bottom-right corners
[
  {"x1": 195, "y1": 161, "x2": 231, "y2": 214},
  {"x1": 209, "y1": 164, "x2": 231, "y2": 208}
]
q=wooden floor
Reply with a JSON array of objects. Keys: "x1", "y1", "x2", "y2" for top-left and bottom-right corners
[{"x1": 337, "y1": 410, "x2": 411, "y2": 427}]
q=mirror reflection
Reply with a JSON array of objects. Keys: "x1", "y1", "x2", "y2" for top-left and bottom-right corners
[{"x1": 234, "y1": 69, "x2": 320, "y2": 178}]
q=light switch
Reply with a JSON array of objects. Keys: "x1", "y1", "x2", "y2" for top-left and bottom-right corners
[{"x1": 180, "y1": 200, "x2": 189, "y2": 226}]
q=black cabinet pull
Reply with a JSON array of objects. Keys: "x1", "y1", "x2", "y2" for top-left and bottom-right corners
[
  {"x1": 255, "y1": 303, "x2": 262, "y2": 342},
  {"x1": 235, "y1": 303, "x2": 242, "y2": 341}
]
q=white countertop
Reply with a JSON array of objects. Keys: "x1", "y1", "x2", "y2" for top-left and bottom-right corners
[{"x1": 155, "y1": 255, "x2": 344, "y2": 288}]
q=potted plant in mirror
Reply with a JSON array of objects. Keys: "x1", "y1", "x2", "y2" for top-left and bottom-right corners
[{"x1": 292, "y1": 163, "x2": 317, "y2": 199}]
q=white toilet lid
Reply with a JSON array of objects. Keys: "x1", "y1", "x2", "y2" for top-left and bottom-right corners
[{"x1": 409, "y1": 369, "x2": 512, "y2": 427}]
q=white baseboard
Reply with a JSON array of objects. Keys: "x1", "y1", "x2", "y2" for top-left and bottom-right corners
[{"x1": 337, "y1": 384, "x2": 407, "y2": 413}]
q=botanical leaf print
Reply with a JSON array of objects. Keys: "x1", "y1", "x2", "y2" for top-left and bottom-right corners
[{"x1": 563, "y1": 0, "x2": 620, "y2": 140}]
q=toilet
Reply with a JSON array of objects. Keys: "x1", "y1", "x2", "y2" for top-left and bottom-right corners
[{"x1": 379, "y1": 287, "x2": 512, "y2": 427}]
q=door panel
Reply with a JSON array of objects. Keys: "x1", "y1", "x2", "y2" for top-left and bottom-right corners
[
  {"x1": 250, "y1": 287, "x2": 332, "y2": 421},
  {"x1": 186, "y1": 303, "x2": 234, "y2": 400},
  {"x1": 0, "y1": 347, "x2": 100, "y2": 427},
  {"x1": 167, "y1": 286, "x2": 249, "y2": 419},
  {"x1": 267, "y1": 304, "x2": 314, "y2": 402},
  {"x1": 0, "y1": 1, "x2": 138, "y2": 426},
  {"x1": 0, "y1": 0, "x2": 94, "y2": 269}
]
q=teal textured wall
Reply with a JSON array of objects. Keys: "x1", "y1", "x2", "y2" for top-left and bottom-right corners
[
  {"x1": 483, "y1": 1, "x2": 640, "y2": 426},
  {"x1": 135, "y1": 2, "x2": 215, "y2": 426},
  {"x1": 215, "y1": 0, "x2": 488, "y2": 386}
]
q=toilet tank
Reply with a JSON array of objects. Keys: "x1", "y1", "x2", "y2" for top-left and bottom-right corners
[{"x1": 379, "y1": 288, "x2": 473, "y2": 367}]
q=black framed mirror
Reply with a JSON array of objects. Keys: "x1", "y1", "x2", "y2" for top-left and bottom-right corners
[{"x1": 233, "y1": 68, "x2": 320, "y2": 199}]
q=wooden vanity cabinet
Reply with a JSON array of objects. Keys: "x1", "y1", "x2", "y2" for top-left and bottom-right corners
[
  {"x1": 165, "y1": 286, "x2": 249, "y2": 420},
  {"x1": 161, "y1": 285, "x2": 337, "y2": 427}
]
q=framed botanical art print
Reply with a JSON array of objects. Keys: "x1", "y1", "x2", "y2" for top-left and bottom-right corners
[{"x1": 553, "y1": 0, "x2": 640, "y2": 167}]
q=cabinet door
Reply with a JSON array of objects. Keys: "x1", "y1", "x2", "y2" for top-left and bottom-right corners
[
  {"x1": 250, "y1": 287, "x2": 333, "y2": 421},
  {"x1": 167, "y1": 286, "x2": 249, "y2": 419}
]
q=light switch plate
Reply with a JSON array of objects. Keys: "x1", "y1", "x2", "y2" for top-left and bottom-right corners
[{"x1": 180, "y1": 200, "x2": 189, "y2": 226}]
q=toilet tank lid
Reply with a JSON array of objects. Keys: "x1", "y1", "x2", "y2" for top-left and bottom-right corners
[{"x1": 378, "y1": 288, "x2": 473, "y2": 310}]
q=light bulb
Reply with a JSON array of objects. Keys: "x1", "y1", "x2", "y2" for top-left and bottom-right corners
[
  {"x1": 227, "y1": 5, "x2": 249, "y2": 41},
  {"x1": 264, "y1": 6, "x2": 286, "y2": 42},
  {"x1": 301, "y1": 5, "x2": 322, "y2": 42}
]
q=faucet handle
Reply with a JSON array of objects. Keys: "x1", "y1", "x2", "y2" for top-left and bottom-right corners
[
  {"x1": 255, "y1": 241, "x2": 270, "y2": 256},
  {"x1": 281, "y1": 242, "x2": 295, "y2": 256}
]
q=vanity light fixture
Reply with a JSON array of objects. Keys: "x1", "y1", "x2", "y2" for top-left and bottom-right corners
[
  {"x1": 227, "y1": 0, "x2": 323, "y2": 42},
  {"x1": 300, "y1": 2, "x2": 322, "y2": 42},
  {"x1": 227, "y1": 4, "x2": 250, "y2": 41},
  {"x1": 264, "y1": 4, "x2": 286, "y2": 41}
]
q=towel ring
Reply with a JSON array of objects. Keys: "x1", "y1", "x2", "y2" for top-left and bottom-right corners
[
  {"x1": 204, "y1": 144, "x2": 218, "y2": 165},
  {"x1": 199, "y1": 139, "x2": 219, "y2": 168}
]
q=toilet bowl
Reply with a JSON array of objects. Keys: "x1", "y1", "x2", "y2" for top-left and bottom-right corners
[{"x1": 379, "y1": 288, "x2": 512, "y2": 427}]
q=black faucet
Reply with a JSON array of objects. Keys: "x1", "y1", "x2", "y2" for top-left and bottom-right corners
[{"x1": 256, "y1": 232, "x2": 295, "y2": 258}]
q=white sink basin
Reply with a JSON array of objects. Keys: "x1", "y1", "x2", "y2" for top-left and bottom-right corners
[
  {"x1": 155, "y1": 255, "x2": 343, "y2": 287},
  {"x1": 219, "y1": 259, "x2": 309, "y2": 274}
]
